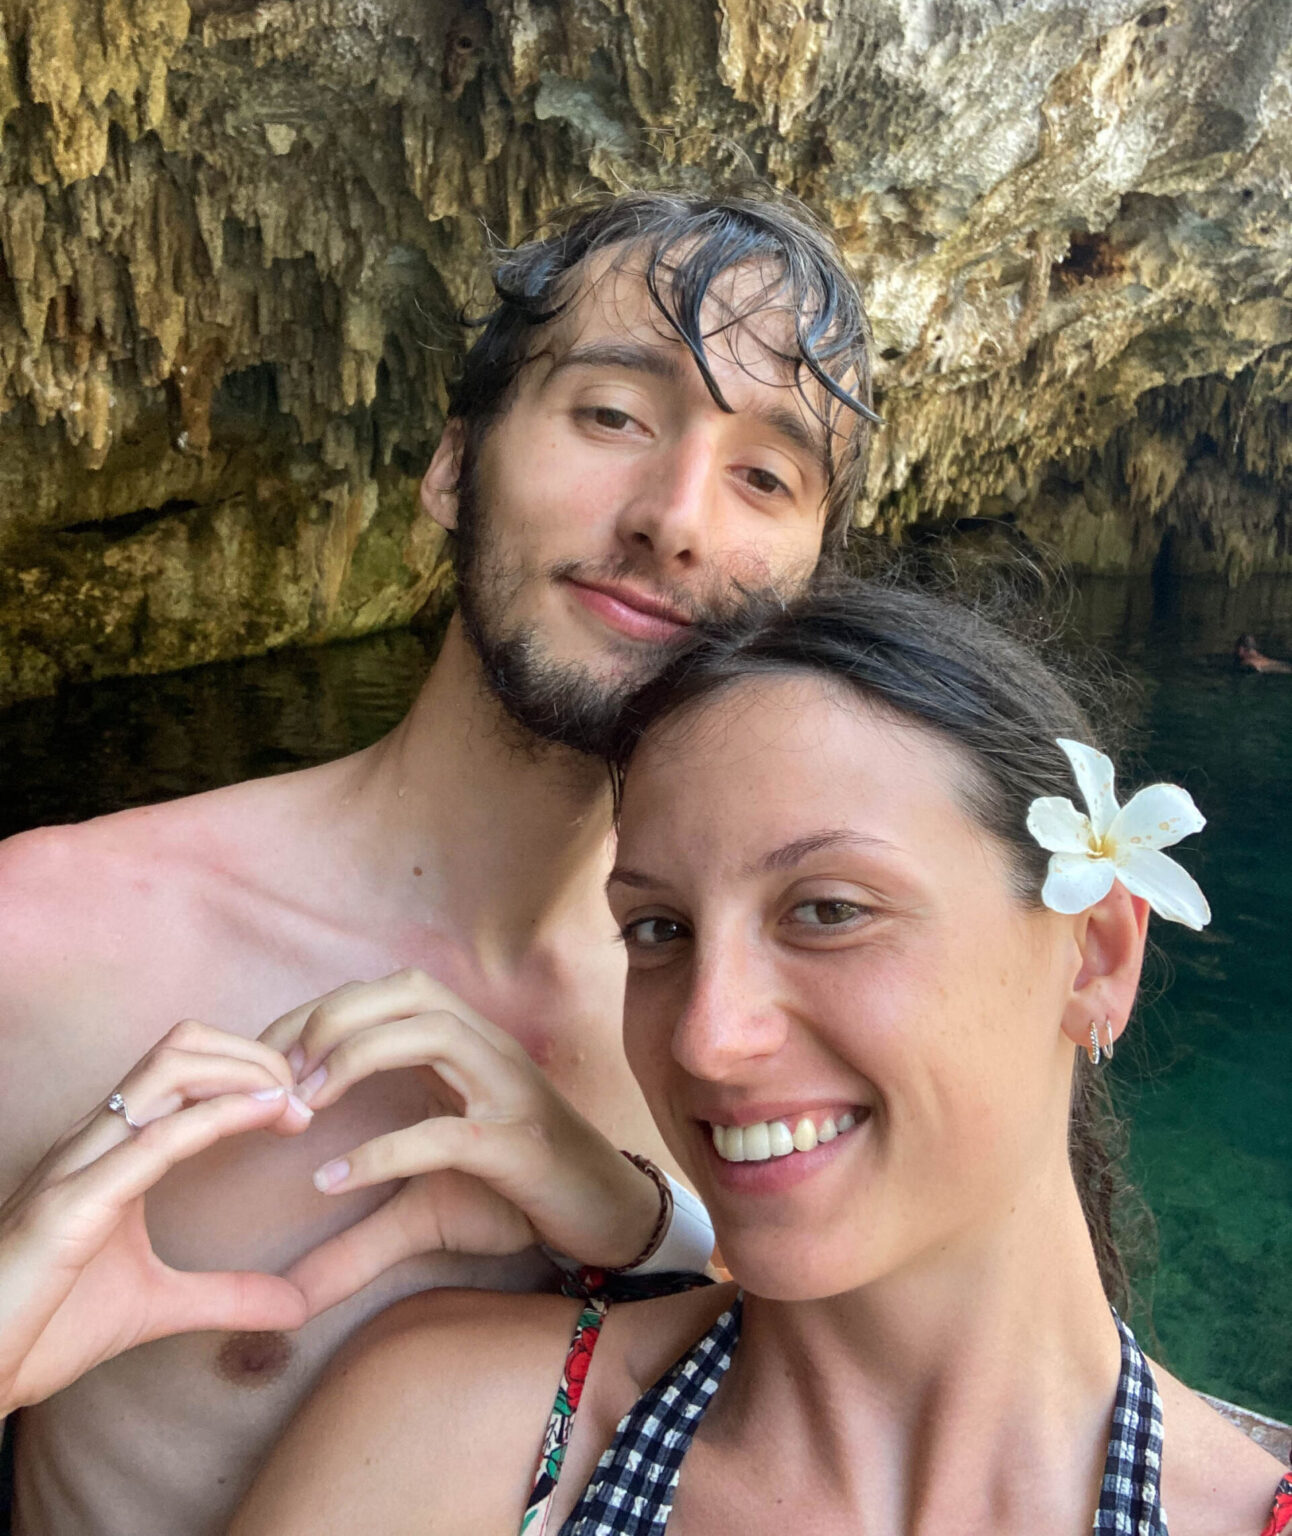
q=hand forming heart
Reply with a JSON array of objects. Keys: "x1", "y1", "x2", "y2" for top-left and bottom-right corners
[
  {"x1": 0, "y1": 1020, "x2": 312, "y2": 1416},
  {"x1": 259, "y1": 968, "x2": 663, "y2": 1319},
  {"x1": 0, "y1": 972, "x2": 668, "y2": 1416}
]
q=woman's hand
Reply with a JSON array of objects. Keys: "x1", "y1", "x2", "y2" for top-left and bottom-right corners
[
  {"x1": 259, "y1": 970, "x2": 664, "y2": 1318},
  {"x1": 0, "y1": 1021, "x2": 312, "y2": 1416}
]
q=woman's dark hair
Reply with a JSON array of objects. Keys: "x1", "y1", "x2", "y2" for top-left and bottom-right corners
[
  {"x1": 607, "y1": 574, "x2": 1150, "y2": 1311},
  {"x1": 447, "y1": 189, "x2": 878, "y2": 552}
]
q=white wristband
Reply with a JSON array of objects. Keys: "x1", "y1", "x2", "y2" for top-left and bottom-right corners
[
  {"x1": 624, "y1": 1175, "x2": 715, "y2": 1276},
  {"x1": 541, "y1": 1175, "x2": 716, "y2": 1279}
]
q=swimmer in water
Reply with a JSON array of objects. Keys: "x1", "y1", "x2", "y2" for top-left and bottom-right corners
[{"x1": 1234, "y1": 635, "x2": 1292, "y2": 673}]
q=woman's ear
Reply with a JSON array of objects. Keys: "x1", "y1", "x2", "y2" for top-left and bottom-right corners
[
  {"x1": 421, "y1": 418, "x2": 466, "y2": 531},
  {"x1": 1060, "y1": 881, "x2": 1150, "y2": 1054}
]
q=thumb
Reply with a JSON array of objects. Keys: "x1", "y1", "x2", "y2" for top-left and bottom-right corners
[
  {"x1": 144, "y1": 1270, "x2": 309, "y2": 1342},
  {"x1": 284, "y1": 1204, "x2": 421, "y2": 1320}
]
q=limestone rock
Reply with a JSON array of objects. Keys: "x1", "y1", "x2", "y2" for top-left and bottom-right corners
[{"x1": 0, "y1": 0, "x2": 1290, "y2": 703}]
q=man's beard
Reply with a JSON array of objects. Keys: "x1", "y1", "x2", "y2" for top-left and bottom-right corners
[
  {"x1": 448, "y1": 460, "x2": 798, "y2": 761},
  {"x1": 453, "y1": 469, "x2": 700, "y2": 758}
]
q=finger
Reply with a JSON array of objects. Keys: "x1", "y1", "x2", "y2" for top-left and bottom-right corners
[
  {"x1": 288, "y1": 1182, "x2": 536, "y2": 1318},
  {"x1": 46, "y1": 1059, "x2": 309, "y2": 1184},
  {"x1": 258, "y1": 981, "x2": 368, "y2": 1060},
  {"x1": 120, "y1": 1045, "x2": 313, "y2": 1140},
  {"x1": 284, "y1": 1201, "x2": 419, "y2": 1318},
  {"x1": 282, "y1": 969, "x2": 526, "y2": 1079},
  {"x1": 296, "y1": 1010, "x2": 528, "y2": 1116},
  {"x1": 52, "y1": 1089, "x2": 300, "y2": 1225},
  {"x1": 144, "y1": 1269, "x2": 309, "y2": 1341},
  {"x1": 8, "y1": 1017, "x2": 294, "y2": 1189},
  {"x1": 148, "y1": 1019, "x2": 297, "y2": 1089},
  {"x1": 311, "y1": 1115, "x2": 540, "y2": 1199}
]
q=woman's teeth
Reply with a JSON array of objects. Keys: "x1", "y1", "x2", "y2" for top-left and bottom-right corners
[{"x1": 710, "y1": 1110, "x2": 859, "y2": 1163}]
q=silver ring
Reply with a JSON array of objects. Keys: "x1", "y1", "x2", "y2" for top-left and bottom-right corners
[{"x1": 106, "y1": 1091, "x2": 141, "y2": 1132}]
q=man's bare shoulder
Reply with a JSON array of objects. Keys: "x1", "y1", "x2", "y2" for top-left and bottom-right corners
[
  {"x1": 0, "y1": 764, "x2": 358, "y2": 1175},
  {"x1": 230, "y1": 1288, "x2": 587, "y2": 1536},
  {"x1": 1155, "y1": 1363, "x2": 1288, "y2": 1536},
  {"x1": 0, "y1": 759, "x2": 349, "y2": 976}
]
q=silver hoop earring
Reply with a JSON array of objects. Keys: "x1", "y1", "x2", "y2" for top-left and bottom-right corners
[
  {"x1": 1102, "y1": 1018, "x2": 1116, "y2": 1061},
  {"x1": 1087, "y1": 1021, "x2": 1102, "y2": 1066}
]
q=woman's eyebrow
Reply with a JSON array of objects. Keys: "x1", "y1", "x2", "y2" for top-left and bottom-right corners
[
  {"x1": 607, "y1": 831, "x2": 897, "y2": 894},
  {"x1": 744, "y1": 829, "x2": 896, "y2": 877},
  {"x1": 606, "y1": 864, "x2": 662, "y2": 894}
]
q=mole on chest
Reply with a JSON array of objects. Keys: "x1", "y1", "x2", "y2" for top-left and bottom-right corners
[{"x1": 213, "y1": 1330, "x2": 293, "y2": 1387}]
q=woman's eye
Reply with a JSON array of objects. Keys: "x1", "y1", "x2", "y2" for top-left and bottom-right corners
[
  {"x1": 621, "y1": 916, "x2": 687, "y2": 948},
  {"x1": 788, "y1": 899, "x2": 866, "y2": 929}
]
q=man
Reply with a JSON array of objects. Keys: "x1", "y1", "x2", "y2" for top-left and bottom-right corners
[{"x1": 0, "y1": 190, "x2": 875, "y2": 1535}]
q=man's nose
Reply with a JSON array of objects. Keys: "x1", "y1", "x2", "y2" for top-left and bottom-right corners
[
  {"x1": 615, "y1": 431, "x2": 715, "y2": 568},
  {"x1": 671, "y1": 939, "x2": 789, "y2": 1082}
]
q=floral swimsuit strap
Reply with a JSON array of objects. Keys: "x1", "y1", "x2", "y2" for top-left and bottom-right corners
[
  {"x1": 521, "y1": 1295, "x2": 743, "y2": 1536},
  {"x1": 521, "y1": 1296, "x2": 610, "y2": 1536}
]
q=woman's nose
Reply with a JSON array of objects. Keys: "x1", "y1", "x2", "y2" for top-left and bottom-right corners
[{"x1": 670, "y1": 942, "x2": 789, "y2": 1082}]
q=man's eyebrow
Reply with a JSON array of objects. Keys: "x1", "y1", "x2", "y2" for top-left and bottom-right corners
[
  {"x1": 546, "y1": 340, "x2": 830, "y2": 479},
  {"x1": 544, "y1": 340, "x2": 682, "y2": 383},
  {"x1": 607, "y1": 830, "x2": 895, "y2": 894},
  {"x1": 746, "y1": 400, "x2": 830, "y2": 479}
]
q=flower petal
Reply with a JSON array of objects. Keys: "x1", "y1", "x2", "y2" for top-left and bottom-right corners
[
  {"x1": 1056, "y1": 738, "x2": 1119, "y2": 838},
  {"x1": 1040, "y1": 852, "x2": 1117, "y2": 915},
  {"x1": 1114, "y1": 847, "x2": 1212, "y2": 930},
  {"x1": 1107, "y1": 782, "x2": 1206, "y2": 852},
  {"x1": 1027, "y1": 796, "x2": 1095, "y2": 854}
]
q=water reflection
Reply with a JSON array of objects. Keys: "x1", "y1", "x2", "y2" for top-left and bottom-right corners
[
  {"x1": 0, "y1": 632, "x2": 435, "y2": 839},
  {"x1": 1, "y1": 579, "x2": 1289, "y2": 1416}
]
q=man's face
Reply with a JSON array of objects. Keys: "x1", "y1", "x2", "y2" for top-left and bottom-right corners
[{"x1": 424, "y1": 253, "x2": 839, "y2": 753}]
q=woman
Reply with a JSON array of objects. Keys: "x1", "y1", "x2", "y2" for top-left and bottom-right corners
[{"x1": 231, "y1": 579, "x2": 1292, "y2": 1535}]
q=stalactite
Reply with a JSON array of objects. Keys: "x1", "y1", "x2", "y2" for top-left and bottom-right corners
[{"x1": 0, "y1": 0, "x2": 1289, "y2": 704}]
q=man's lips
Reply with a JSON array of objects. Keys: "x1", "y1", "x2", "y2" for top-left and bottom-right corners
[{"x1": 565, "y1": 578, "x2": 693, "y2": 643}]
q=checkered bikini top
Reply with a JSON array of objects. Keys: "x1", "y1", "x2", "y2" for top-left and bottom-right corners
[{"x1": 524, "y1": 1295, "x2": 1292, "y2": 1536}]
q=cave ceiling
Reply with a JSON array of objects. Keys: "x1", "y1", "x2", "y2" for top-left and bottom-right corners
[{"x1": 0, "y1": 0, "x2": 1289, "y2": 702}]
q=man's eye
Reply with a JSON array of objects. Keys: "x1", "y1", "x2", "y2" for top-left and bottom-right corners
[
  {"x1": 622, "y1": 916, "x2": 687, "y2": 948},
  {"x1": 788, "y1": 900, "x2": 865, "y2": 928},
  {"x1": 586, "y1": 406, "x2": 633, "y2": 431},
  {"x1": 744, "y1": 466, "x2": 788, "y2": 495}
]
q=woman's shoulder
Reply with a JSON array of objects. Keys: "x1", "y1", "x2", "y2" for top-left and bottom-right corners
[
  {"x1": 230, "y1": 1282, "x2": 738, "y2": 1536},
  {"x1": 1154, "y1": 1362, "x2": 1290, "y2": 1536},
  {"x1": 230, "y1": 1288, "x2": 593, "y2": 1535}
]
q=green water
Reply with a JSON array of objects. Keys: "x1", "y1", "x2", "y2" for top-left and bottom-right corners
[
  {"x1": 1, "y1": 577, "x2": 1289, "y2": 1416},
  {"x1": 1074, "y1": 579, "x2": 1292, "y2": 1420}
]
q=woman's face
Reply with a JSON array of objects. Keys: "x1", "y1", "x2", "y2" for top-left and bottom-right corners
[{"x1": 609, "y1": 674, "x2": 1083, "y2": 1301}]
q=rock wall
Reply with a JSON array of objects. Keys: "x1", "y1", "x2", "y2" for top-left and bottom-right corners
[{"x1": 0, "y1": 0, "x2": 1290, "y2": 704}]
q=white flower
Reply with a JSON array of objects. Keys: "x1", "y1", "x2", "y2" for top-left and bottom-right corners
[{"x1": 1026, "y1": 738, "x2": 1211, "y2": 930}]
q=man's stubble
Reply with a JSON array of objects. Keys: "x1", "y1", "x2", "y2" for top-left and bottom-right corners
[{"x1": 453, "y1": 455, "x2": 690, "y2": 757}]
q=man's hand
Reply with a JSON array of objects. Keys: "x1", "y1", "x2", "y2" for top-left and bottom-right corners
[
  {"x1": 260, "y1": 970, "x2": 664, "y2": 1318},
  {"x1": 0, "y1": 1022, "x2": 312, "y2": 1416}
]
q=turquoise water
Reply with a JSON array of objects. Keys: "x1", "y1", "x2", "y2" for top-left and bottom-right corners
[
  {"x1": 1074, "y1": 579, "x2": 1292, "y2": 1420},
  {"x1": 1, "y1": 578, "x2": 1289, "y2": 1416}
]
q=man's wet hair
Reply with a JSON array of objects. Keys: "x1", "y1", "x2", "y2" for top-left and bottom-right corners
[{"x1": 448, "y1": 190, "x2": 879, "y2": 552}]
